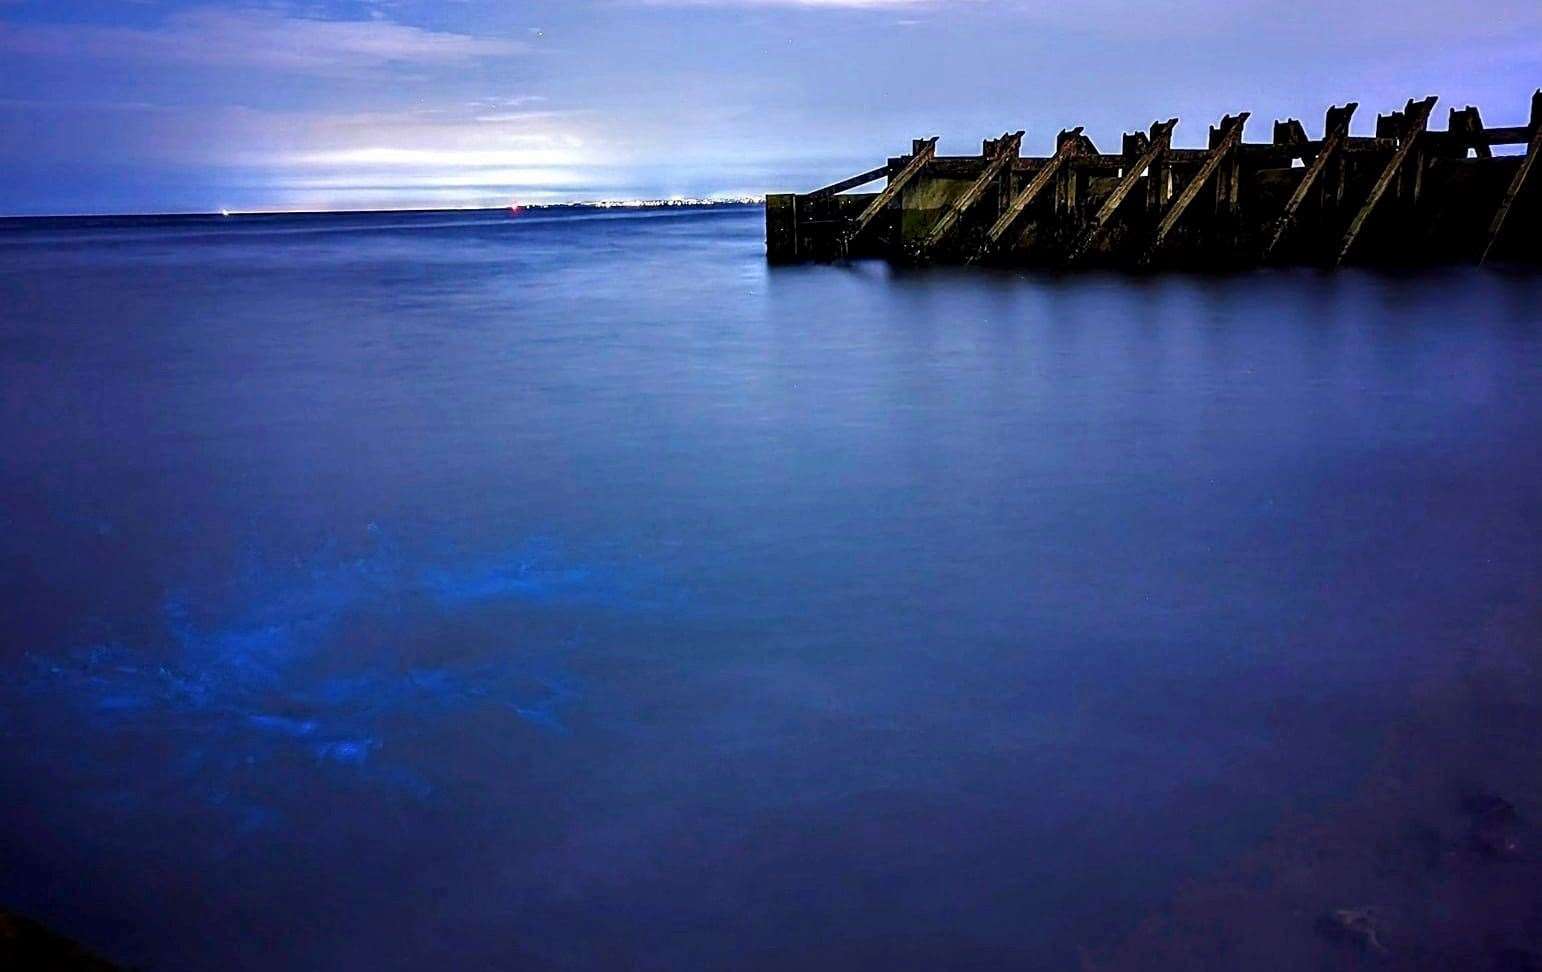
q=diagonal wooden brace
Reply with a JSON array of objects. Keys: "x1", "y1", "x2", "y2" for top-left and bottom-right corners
[
  {"x1": 1141, "y1": 113, "x2": 1249, "y2": 265},
  {"x1": 1067, "y1": 118, "x2": 1177, "y2": 264},
  {"x1": 1481, "y1": 89, "x2": 1542, "y2": 264},
  {"x1": 843, "y1": 137, "x2": 938, "y2": 250},
  {"x1": 1262, "y1": 102, "x2": 1357, "y2": 260},
  {"x1": 978, "y1": 128, "x2": 1083, "y2": 255},
  {"x1": 809, "y1": 165, "x2": 890, "y2": 198},
  {"x1": 1335, "y1": 96, "x2": 1437, "y2": 266},
  {"x1": 913, "y1": 131, "x2": 1023, "y2": 256}
]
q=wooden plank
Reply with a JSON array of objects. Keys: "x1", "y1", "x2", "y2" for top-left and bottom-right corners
[
  {"x1": 1425, "y1": 126, "x2": 1531, "y2": 150},
  {"x1": 809, "y1": 165, "x2": 890, "y2": 198},
  {"x1": 1480, "y1": 97, "x2": 1542, "y2": 262},
  {"x1": 1335, "y1": 96, "x2": 1437, "y2": 266},
  {"x1": 1262, "y1": 102, "x2": 1357, "y2": 260},
  {"x1": 979, "y1": 128, "x2": 1083, "y2": 253},
  {"x1": 1066, "y1": 119, "x2": 1177, "y2": 264},
  {"x1": 1481, "y1": 125, "x2": 1534, "y2": 145},
  {"x1": 1141, "y1": 113, "x2": 1249, "y2": 265},
  {"x1": 844, "y1": 137, "x2": 938, "y2": 248},
  {"x1": 913, "y1": 131, "x2": 1023, "y2": 256}
]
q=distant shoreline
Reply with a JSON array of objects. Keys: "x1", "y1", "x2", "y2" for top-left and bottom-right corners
[{"x1": 0, "y1": 199, "x2": 766, "y2": 223}]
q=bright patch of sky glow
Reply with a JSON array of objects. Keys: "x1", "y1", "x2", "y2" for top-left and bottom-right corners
[{"x1": 0, "y1": 0, "x2": 1538, "y2": 213}]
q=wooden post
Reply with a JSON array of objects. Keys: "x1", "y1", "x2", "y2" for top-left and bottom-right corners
[
  {"x1": 1335, "y1": 96, "x2": 1437, "y2": 266},
  {"x1": 913, "y1": 131, "x2": 1023, "y2": 257},
  {"x1": 1147, "y1": 136, "x2": 1173, "y2": 217},
  {"x1": 1213, "y1": 122, "x2": 1243, "y2": 220},
  {"x1": 977, "y1": 128, "x2": 1083, "y2": 258},
  {"x1": 1055, "y1": 162, "x2": 1077, "y2": 217},
  {"x1": 1480, "y1": 89, "x2": 1542, "y2": 264},
  {"x1": 765, "y1": 194, "x2": 799, "y2": 262},
  {"x1": 1141, "y1": 113, "x2": 1248, "y2": 265},
  {"x1": 1449, "y1": 107, "x2": 1493, "y2": 159},
  {"x1": 1067, "y1": 118, "x2": 1177, "y2": 264},
  {"x1": 1054, "y1": 133, "x2": 1094, "y2": 223},
  {"x1": 844, "y1": 137, "x2": 938, "y2": 250},
  {"x1": 1273, "y1": 118, "x2": 1309, "y2": 154},
  {"x1": 1263, "y1": 102, "x2": 1357, "y2": 260}
]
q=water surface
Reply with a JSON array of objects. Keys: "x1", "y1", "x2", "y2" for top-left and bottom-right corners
[{"x1": 2, "y1": 206, "x2": 1540, "y2": 970}]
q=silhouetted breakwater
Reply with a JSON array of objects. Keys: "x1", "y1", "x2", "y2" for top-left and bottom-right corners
[{"x1": 768, "y1": 92, "x2": 1542, "y2": 269}]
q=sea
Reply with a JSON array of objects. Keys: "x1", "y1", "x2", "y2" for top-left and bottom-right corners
[{"x1": 1, "y1": 204, "x2": 1540, "y2": 970}]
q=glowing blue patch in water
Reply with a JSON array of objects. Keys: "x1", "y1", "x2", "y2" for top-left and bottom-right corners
[
  {"x1": 510, "y1": 701, "x2": 568, "y2": 734},
  {"x1": 10, "y1": 531, "x2": 667, "y2": 817},
  {"x1": 315, "y1": 739, "x2": 376, "y2": 764},
  {"x1": 424, "y1": 560, "x2": 594, "y2": 605},
  {"x1": 249, "y1": 714, "x2": 319, "y2": 736}
]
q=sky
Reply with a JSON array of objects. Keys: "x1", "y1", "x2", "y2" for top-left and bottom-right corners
[{"x1": 0, "y1": 0, "x2": 1538, "y2": 214}]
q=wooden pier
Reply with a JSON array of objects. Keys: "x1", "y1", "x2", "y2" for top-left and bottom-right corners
[{"x1": 766, "y1": 92, "x2": 1542, "y2": 269}]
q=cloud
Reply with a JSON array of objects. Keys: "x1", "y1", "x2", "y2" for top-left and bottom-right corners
[{"x1": 0, "y1": 7, "x2": 525, "y2": 74}]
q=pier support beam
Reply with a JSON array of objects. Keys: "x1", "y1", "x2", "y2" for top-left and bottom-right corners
[
  {"x1": 1141, "y1": 113, "x2": 1248, "y2": 265},
  {"x1": 809, "y1": 165, "x2": 890, "y2": 198},
  {"x1": 1067, "y1": 118, "x2": 1177, "y2": 264},
  {"x1": 1263, "y1": 103, "x2": 1357, "y2": 261},
  {"x1": 1213, "y1": 124, "x2": 1242, "y2": 223},
  {"x1": 843, "y1": 137, "x2": 938, "y2": 251},
  {"x1": 1335, "y1": 96, "x2": 1437, "y2": 266},
  {"x1": 1481, "y1": 90, "x2": 1542, "y2": 264},
  {"x1": 913, "y1": 131, "x2": 1023, "y2": 257},
  {"x1": 1054, "y1": 133, "x2": 1095, "y2": 220},
  {"x1": 977, "y1": 128, "x2": 1084, "y2": 259}
]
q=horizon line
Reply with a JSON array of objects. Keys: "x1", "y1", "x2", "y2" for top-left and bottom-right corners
[{"x1": 0, "y1": 196, "x2": 769, "y2": 222}]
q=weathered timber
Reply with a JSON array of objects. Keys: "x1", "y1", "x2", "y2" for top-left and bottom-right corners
[
  {"x1": 810, "y1": 166, "x2": 889, "y2": 198},
  {"x1": 1142, "y1": 113, "x2": 1249, "y2": 265},
  {"x1": 978, "y1": 128, "x2": 1084, "y2": 256},
  {"x1": 1067, "y1": 119, "x2": 1177, "y2": 264},
  {"x1": 844, "y1": 137, "x2": 937, "y2": 249},
  {"x1": 1481, "y1": 90, "x2": 1542, "y2": 264},
  {"x1": 768, "y1": 92, "x2": 1542, "y2": 269},
  {"x1": 1335, "y1": 96, "x2": 1438, "y2": 266},
  {"x1": 913, "y1": 131, "x2": 1023, "y2": 257},
  {"x1": 1448, "y1": 106, "x2": 1493, "y2": 159},
  {"x1": 1263, "y1": 103, "x2": 1357, "y2": 260},
  {"x1": 1274, "y1": 118, "x2": 1309, "y2": 154}
]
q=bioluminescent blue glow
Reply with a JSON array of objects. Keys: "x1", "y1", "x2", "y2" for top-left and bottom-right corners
[{"x1": 10, "y1": 533, "x2": 668, "y2": 814}]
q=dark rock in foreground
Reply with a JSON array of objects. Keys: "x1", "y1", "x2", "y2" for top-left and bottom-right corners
[{"x1": 0, "y1": 911, "x2": 123, "y2": 971}]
